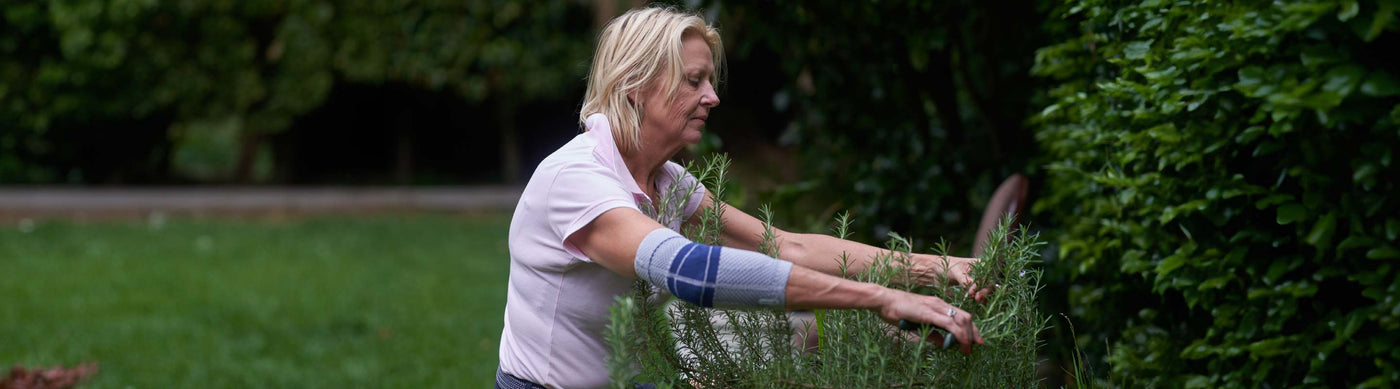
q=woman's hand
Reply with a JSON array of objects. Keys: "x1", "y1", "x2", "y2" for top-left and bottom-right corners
[
  {"x1": 908, "y1": 254, "x2": 995, "y2": 302},
  {"x1": 873, "y1": 288, "x2": 984, "y2": 355}
]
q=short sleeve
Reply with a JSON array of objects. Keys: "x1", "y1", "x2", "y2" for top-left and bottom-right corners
[
  {"x1": 663, "y1": 162, "x2": 708, "y2": 219},
  {"x1": 547, "y1": 163, "x2": 641, "y2": 261}
]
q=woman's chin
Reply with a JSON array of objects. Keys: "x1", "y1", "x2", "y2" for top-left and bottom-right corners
[{"x1": 681, "y1": 128, "x2": 704, "y2": 145}]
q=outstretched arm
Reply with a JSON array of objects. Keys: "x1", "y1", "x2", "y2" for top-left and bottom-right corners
[
  {"x1": 686, "y1": 192, "x2": 986, "y2": 298},
  {"x1": 568, "y1": 207, "x2": 984, "y2": 353}
]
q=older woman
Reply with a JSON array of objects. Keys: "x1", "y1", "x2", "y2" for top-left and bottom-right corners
[{"x1": 497, "y1": 7, "x2": 985, "y2": 389}]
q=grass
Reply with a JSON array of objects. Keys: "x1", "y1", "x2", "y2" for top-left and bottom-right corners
[{"x1": 0, "y1": 212, "x2": 512, "y2": 388}]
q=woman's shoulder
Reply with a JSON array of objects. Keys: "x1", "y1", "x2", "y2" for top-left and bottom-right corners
[
  {"x1": 661, "y1": 160, "x2": 701, "y2": 183},
  {"x1": 535, "y1": 131, "x2": 604, "y2": 172},
  {"x1": 660, "y1": 160, "x2": 688, "y2": 175},
  {"x1": 526, "y1": 134, "x2": 627, "y2": 194}
]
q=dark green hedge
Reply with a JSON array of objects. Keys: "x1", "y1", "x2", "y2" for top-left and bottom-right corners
[{"x1": 1034, "y1": 0, "x2": 1399, "y2": 386}]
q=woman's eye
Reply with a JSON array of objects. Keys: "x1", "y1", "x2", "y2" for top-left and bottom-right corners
[{"x1": 688, "y1": 78, "x2": 701, "y2": 86}]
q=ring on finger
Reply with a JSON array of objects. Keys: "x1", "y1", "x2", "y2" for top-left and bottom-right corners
[{"x1": 947, "y1": 308, "x2": 956, "y2": 319}]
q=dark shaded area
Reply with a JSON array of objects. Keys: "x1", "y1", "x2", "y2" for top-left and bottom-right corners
[
  {"x1": 514, "y1": 97, "x2": 592, "y2": 182},
  {"x1": 274, "y1": 82, "x2": 504, "y2": 185},
  {"x1": 41, "y1": 112, "x2": 176, "y2": 185},
  {"x1": 710, "y1": 0, "x2": 1057, "y2": 247},
  {"x1": 18, "y1": 80, "x2": 587, "y2": 186},
  {"x1": 276, "y1": 80, "x2": 586, "y2": 185}
]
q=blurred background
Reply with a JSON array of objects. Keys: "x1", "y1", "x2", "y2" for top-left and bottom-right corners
[
  {"x1": 4, "y1": 0, "x2": 1399, "y2": 387},
  {"x1": 0, "y1": 0, "x2": 1048, "y2": 241}
]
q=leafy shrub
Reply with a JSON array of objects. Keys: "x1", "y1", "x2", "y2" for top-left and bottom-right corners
[
  {"x1": 605, "y1": 155, "x2": 1047, "y2": 388},
  {"x1": 1033, "y1": 0, "x2": 1399, "y2": 386}
]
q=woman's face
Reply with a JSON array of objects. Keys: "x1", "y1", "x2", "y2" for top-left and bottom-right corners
[{"x1": 636, "y1": 33, "x2": 720, "y2": 152}]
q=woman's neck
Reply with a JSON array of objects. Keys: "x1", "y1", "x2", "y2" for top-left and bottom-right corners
[
  {"x1": 620, "y1": 139, "x2": 681, "y2": 199},
  {"x1": 621, "y1": 150, "x2": 665, "y2": 198}
]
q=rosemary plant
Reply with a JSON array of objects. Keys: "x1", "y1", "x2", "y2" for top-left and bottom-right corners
[{"x1": 607, "y1": 154, "x2": 1046, "y2": 388}]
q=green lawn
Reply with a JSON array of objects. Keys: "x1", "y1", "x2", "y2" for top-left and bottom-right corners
[{"x1": 1, "y1": 212, "x2": 512, "y2": 387}]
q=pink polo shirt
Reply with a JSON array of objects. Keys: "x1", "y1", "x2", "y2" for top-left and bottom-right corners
[{"x1": 498, "y1": 114, "x2": 705, "y2": 388}]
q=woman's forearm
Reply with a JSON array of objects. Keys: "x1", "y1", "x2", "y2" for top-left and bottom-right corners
[
  {"x1": 778, "y1": 232, "x2": 883, "y2": 275},
  {"x1": 783, "y1": 263, "x2": 887, "y2": 310},
  {"x1": 783, "y1": 263, "x2": 985, "y2": 356},
  {"x1": 780, "y1": 232, "x2": 939, "y2": 276},
  {"x1": 780, "y1": 232, "x2": 972, "y2": 287}
]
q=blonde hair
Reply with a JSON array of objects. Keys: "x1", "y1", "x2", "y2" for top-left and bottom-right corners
[{"x1": 579, "y1": 6, "x2": 724, "y2": 154}]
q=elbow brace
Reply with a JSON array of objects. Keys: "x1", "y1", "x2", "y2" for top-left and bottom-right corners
[{"x1": 634, "y1": 228, "x2": 792, "y2": 309}]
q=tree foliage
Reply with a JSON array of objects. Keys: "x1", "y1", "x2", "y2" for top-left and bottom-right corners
[
  {"x1": 1033, "y1": 0, "x2": 1400, "y2": 386},
  {"x1": 0, "y1": 0, "x2": 590, "y2": 183}
]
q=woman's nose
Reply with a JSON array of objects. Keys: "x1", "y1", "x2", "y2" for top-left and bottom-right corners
[{"x1": 701, "y1": 82, "x2": 720, "y2": 108}]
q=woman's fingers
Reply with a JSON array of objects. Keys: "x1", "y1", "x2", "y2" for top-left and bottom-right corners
[
  {"x1": 939, "y1": 256, "x2": 976, "y2": 284},
  {"x1": 943, "y1": 257, "x2": 1000, "y2": 303},
  {"x1": 937, "y1": 303, "x2": 980, "y2": 355},
  {"x1": 883, "y1": 291, "x2": 983, "y2": 354},
  {"x1": 953, "y1": 312, "x2": 983, "y2": 354},
  {"x1": 965, "y1": 281, "x2": 998, "y2": 303}
]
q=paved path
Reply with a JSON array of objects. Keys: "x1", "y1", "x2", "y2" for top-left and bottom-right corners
[{"x1": 0, "y1": 186, "x2": 523, "y2": 219}]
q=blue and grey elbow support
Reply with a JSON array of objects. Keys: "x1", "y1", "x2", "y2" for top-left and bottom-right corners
[{"x1": 634, "y1": 228, "x2": 792, "y2": 309}]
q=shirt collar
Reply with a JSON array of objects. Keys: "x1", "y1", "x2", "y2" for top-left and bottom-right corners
[{"x1": 585, "y1": 114, "x2": 649, "y2": 204}]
